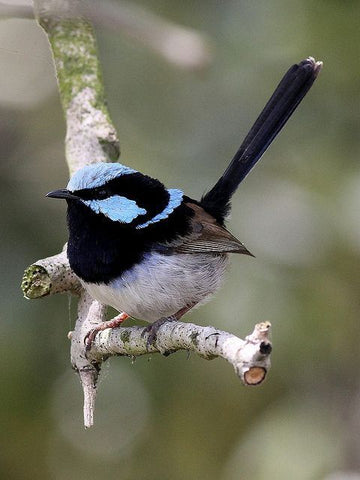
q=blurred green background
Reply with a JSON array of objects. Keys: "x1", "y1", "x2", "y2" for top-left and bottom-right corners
[{"x1": 1, "y1": 1, "x2": 360, "y2": 479}]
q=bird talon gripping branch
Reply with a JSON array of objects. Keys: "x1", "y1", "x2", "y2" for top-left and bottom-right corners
[{"x1": 84, "y1": 312, "x2": 130, "y2": 351}]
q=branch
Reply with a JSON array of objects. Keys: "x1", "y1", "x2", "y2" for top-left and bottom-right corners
[
  {"x1": 23, "y1": 0, "x2": 272, "y2": 428},
  {"x1": 70, "y1": 291, "x2": 106, "y2": 428},
  {"x1": 31, "y1": 0, "x2": 117, "y2": 427},
  {"x1": 89, "y1": 321, "x2": 272, "y2": 385},
  {"x1": 33, "y1": 0, "x2": 120, "y2": 175},
  {"x1": 22, "y1": 246, "x2": 81, "y2": 298}
]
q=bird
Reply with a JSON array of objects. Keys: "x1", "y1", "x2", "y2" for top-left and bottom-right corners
[{"x1": 47, "y1": 57, "x2": 322, "y2": 348}]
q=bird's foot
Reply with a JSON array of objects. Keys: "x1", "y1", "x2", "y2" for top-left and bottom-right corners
[
  {"x1": 84, "y1": 312, "x2": 129, "y2": 351},
  {"x1": 142, "y1": 316, "x2": 177, "y2": 349},
  {"x1": 142, "y1": 303, "x2": 198, "y2": 350}
]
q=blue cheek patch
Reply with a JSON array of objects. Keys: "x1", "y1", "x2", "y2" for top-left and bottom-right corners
[
  {"x1": 83, "y1": 195, "x2": 146, "y2": 223},
  {"x1": 68, "y1": 162, "x2": 137, "y2": 191},
  {"x1": 136, "y1": 189, "x2": 183, "y2": 229}
]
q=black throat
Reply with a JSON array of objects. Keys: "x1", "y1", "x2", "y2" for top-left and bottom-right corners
[{"x1": 66, "y1": 197, "x2": 194, "y2": 284}]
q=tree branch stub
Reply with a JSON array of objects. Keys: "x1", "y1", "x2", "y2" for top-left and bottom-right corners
[{"x1": 22, "y1": 247, "x2": 81, "y2": 299}]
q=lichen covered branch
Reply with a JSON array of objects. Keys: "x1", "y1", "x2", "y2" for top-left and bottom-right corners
[
  {"x1": 31, "y1": 0, "x2": 116, "y2": 427},
  {"x1": 22, "y1": 246, "x2": 81, "y2": 298},
  {"x1": 89, "y1": 321, "x2": 272, "y2": 386},
  {"x1": 33, "y1": 0, "x2": 120, "y2": 175},
  {"x1": 82, "y1": 320, "x2": 271, "y2": 425}
]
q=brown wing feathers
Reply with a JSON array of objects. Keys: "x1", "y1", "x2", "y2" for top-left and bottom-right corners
[{"x1": 174, "y1": 203, "x2": 253, "y2": 256}]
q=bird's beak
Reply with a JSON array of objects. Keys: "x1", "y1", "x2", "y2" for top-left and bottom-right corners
[{"x1": 46, "y1": 189, "x2": 80, "y2": 201}]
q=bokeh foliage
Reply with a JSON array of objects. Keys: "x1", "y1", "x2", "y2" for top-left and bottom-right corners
[{"x1": 1, "y1": 1, "x2": 360, "y2": 479}]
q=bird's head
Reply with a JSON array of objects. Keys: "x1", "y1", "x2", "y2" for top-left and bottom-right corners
[{"x1": 47, "y1": 162, "x2": 184, "y2": 229}]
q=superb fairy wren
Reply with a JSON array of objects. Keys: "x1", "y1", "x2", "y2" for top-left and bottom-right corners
[{"x1": 47, "y1": 57, "x2": 322, "y2": 346}]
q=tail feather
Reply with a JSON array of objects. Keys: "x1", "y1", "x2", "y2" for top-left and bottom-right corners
[{"x1": 201, "y1": 57, "x2": 322, "y2": 223}]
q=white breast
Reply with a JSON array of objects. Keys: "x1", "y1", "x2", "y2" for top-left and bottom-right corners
[{"x1": 83, "y1": 252, "x2": 229, "y2": 322}]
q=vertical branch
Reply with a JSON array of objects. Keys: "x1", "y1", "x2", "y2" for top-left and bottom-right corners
[
  {"x1": 33, "y1": 0, "x2": 119, "y2": 175},
  {"x1": 32, "y1": 0, "x2": 120, "y2": 426},
  {"x1": 70, "y1": 291, "x2": 107, "y2": 428}
]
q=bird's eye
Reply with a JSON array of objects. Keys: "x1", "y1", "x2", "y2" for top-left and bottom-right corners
[{"x1": 96, "y1": 188, "x2": 108, "y2": 198}]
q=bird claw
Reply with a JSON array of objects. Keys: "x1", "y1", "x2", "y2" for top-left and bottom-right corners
[
  {"x1": 142, "y1": 316, "x2": 176, "y2": 350},
  {"x1": 84, "y1": 312, "x2": 129, "y2": 351},
  {"x1": 84, "y1": 328, "x2": 98, "y2": 351}
]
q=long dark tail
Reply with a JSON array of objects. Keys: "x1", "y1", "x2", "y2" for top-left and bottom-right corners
[{"x1": 201, "y1": 57, "x2": 322, "y2": 223}]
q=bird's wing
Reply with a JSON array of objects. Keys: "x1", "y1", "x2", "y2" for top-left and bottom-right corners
[{"x1": 173, "y1": 202, "x2": 253, "y2": 256}]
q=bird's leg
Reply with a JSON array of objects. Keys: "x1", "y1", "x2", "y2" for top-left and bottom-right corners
[
  {"x1": 143, "y1": 303, "x2": 197, "y2": 348},
  {"x1": 84, "y1": 312, "x2": 129, "y2": 350},
  {"x1": 174, "y1": 304, "x2": 196, "y2": 319}
]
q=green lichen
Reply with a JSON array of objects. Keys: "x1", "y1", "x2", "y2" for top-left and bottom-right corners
[
  {"x1": 120, "y1": 330, "x2": 131, "y2": 344},
  {"x1": 21, "y1": 265, "x2": 51, "y2": 299},
  {"x1": 99, "y1": 138, "x2": 120, "y2": 162},
  {"x1": 36, "y1": 10, "x2": 120, "y2": 166},
  {"x1": 48, "y1": 19, "x2": 105, "y2": 112}
]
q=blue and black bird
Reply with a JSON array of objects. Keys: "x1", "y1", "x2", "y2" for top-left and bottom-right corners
[{"x1": 47, "y1": 57, "x2": 322, "y2": 346}]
